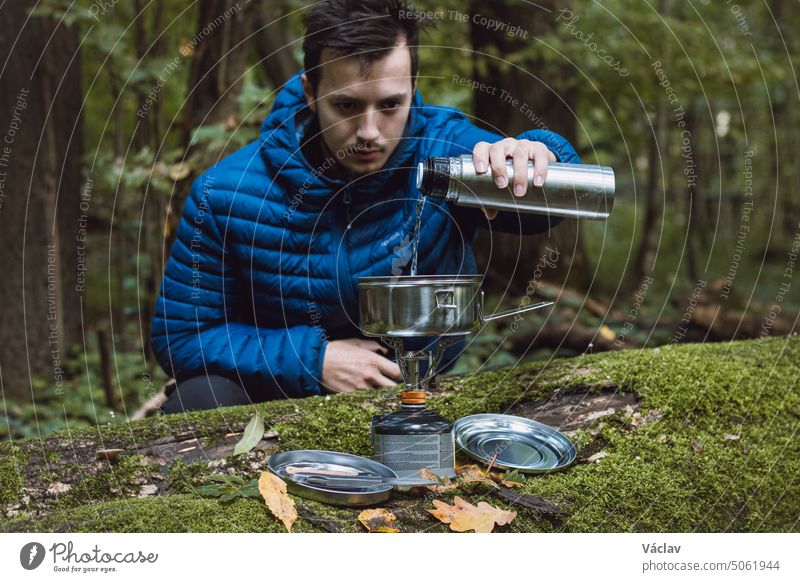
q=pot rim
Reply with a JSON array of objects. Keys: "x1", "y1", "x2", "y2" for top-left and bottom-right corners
[{"x1": 358, "y1": 274, "x2": 483, "y2": 287}]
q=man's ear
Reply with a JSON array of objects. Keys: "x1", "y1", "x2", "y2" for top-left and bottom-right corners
[{"x1": 301, "y1": 73, "x2": 317, "y2": 113}]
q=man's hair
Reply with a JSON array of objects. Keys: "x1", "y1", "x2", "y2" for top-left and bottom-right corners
[{"x1": 302, "y1": 0, "x2": 427, "y2": 93}]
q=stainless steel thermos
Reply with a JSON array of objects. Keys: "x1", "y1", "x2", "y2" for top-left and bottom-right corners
[{"x1": 416, "y1": 155, "x2": 615, "y2": 220}]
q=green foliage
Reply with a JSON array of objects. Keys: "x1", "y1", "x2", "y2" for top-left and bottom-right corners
[
  {"x1": 233, "y1": 413, "x2": 265, "y2": 456},
  {"x1": 193, "y1": 475, "x2": 260, "y2": 503}
]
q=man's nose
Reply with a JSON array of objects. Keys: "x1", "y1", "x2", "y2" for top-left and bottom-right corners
[{"x1": 356, "y1": 110, "x2": 380, "y2": 142}]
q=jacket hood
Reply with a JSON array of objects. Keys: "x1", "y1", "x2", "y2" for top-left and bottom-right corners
[{"x1": 259, "y1": 71, "x2": 424, "y2": 208}]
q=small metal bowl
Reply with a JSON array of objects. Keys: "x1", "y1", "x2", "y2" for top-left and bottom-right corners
[
  {"x1": 267, "y1": 450, "x2": 397, "y2": 507},
  {"x1": 454, "y1": 414, "x2": 577, "y2": 474}
]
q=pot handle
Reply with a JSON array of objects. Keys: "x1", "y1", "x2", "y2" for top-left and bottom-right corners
[
  {"x1": 434, "y1": 288, "x2": 458, "y2": 310},
  {"x1": 481, "y1": 299, "x2": 554, "y2": 322}
]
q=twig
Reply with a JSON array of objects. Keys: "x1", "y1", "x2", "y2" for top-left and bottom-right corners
[{"x1": 484, "y1": 452, "x2": 499, "y2": 478}]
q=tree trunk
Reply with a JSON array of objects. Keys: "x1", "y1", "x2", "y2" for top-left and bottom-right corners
[
  {"x1": 0, "y1": 2, "x2": 84, "y2": 401},
  {"x1": 632, "y1": 0, "x2": 673, "y2": 288},
  {"x1": 180, "y1": 0, "x2": 258, "y2": 144},
  {"x1": 1, "y1": 337, "x2": 797, "y2": 532},
  {"x1": 468, "y1": 0, "x2": 587, "y2": 294},
  {"x1": 255, "y1": 0, "x2": 301, "y2": 88},
  {"x1": 164, "y1": 0, "x2": 259, "y2": 263}
]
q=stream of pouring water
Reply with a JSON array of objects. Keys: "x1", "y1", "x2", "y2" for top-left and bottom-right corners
[{"x1": 409, "y1": 194, "x2": 426, "y2": 276}]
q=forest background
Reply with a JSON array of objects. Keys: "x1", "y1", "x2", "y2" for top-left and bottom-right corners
[{"x1": 0, "y1": 0, "x2": 797, "y2": 439}]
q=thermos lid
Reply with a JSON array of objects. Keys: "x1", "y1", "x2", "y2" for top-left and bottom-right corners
[{"x1": 415, "y1": 157, "x2": 451, "y2": 196}]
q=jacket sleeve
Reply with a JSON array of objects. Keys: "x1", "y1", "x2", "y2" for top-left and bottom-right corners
[
  {"x1": 444, "y1": 115, "x2": 581, "y2": 235},
  {"x1": 150, "y1": 177, "x2": 326, "y2": 399}
]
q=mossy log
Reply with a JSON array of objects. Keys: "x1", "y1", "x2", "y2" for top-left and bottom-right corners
[{"x1": 2, "y1": 337, "x2": 798, "y2": 533}]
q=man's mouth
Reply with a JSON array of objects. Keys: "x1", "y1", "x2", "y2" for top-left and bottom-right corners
[{"x1": 354, "y1": 149, "x2": 382, "y2": 159}]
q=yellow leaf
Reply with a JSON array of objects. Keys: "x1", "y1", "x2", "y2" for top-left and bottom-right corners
[
  {"x1": 358, "y1": 508, "x2": 400, "y2": 533},
  {"x1": 427, "y1": 496, "x2": 516, "y2": 533},
  {"x1": 258, "y1": 471, "x2": 297, "y2": 532},
  {"x1": 598, "y1": 324, "x2": 616, "y2": 341},
  {"x1": 419, "y1": 468, "x2": 458, "y2": 493},
  {"x1": 455, "y1": 464, "x2": 499, "y2": 488}
]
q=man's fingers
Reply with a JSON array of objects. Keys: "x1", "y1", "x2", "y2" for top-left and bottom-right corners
[
  {"x1": 380, "y1": 360, "x2": 403, "y2": 380},
  {"x1": 531, "y1": 145, "x2": 550, "y2": 187},
  {"x1": 472, "y1": 141, "x2": 490, "y2": 173},
  {"x1": 360, "y1": 339, "x2": 387, "y2": 354},
  {"x1": 512, "y1": 144, "x2": 530, "y2": 197},
  {"x1": 489, "y1": 141, "x2": 510, "y2": 189},
  {"x1": 369, "y1": 353, "x2": 402, "y2": 380},
  {"x1": 483, "y1": 208, "x2": 499, "y2": 220},
  {"x1": 372, "y1": 373, "x2": 399, "y2": 388}
]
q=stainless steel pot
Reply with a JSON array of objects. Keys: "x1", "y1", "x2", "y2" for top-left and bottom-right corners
[{"x1": 358, "y1": 275, "x2": 553, "y2": 338}]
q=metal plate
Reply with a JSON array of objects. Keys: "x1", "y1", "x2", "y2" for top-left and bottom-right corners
[
  {"x1": 454, "y1": 414, "x2": 577, "y2": 474},
  {"x1": 267, "y1": 450, "x2": 397, "y2": 507}
]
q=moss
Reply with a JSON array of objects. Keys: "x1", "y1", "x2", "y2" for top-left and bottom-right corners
[
  {"x1": 48, "y1": 455, "x2": 158, "y2": 513},
  {"x1": 0, "y1": 445, "x2": 28, "y2": 504},
  {"x1": 164, "y1": 457, "x2": 224, "y2": 495},
  {"x1": 2, "y1": 336, "x2": 798, "y2": 532}
]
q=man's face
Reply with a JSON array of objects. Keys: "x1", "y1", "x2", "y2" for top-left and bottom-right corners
[{"x1": 302, "y1": 43, "x2": 415, "y2": 176}]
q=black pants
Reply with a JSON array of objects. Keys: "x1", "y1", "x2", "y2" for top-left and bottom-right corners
[{"x1": 160, "y1": 375, "x2": 253, "y2": 414}]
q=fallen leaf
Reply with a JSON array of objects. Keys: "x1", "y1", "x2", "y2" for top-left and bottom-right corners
[
  {"x1": 691, "y1": 438, "x2": 704, "y2": 455},
  {"x1": 428, "y1": 496, "x2": 516, "y2": 533},
  {"x1": 235, "y1": 413, "x2": 265, "y2": 456},
  {"x1": 358, "y1": 508, "x2": 400, "y2": 533},
  {"x1": 499, "y1": 469, "x2": 526, "y2": 488},
  {"x1": 419, "y1": 468, "x2": 458, "y2": 493},
  {"x1": 138, "y1": 484, "x2": 158, "y2": 497},
  {"x1": 723, "y1": 433, "x2": 740, "y2": 441},
  {"x1": 96, "y1": 449, "x2": 124, "y2": 461},
  {"x1": 46, "y1": 483, "x2": 71, "y2": 495},
  {"x1": 258, "y1": 471, "x2": 297, "y2": 532},
  {"x1": 587, "y1": 451, "x2": 608, "y2": 463},
  {"x1": 598, "y1": 324, "x2": 616, "y2": 341},
  {"x1": 455, "y1": 464, "x2": 499, "y2": 488}
]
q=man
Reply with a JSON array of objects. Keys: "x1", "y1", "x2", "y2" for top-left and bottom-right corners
[{"x1": 153, "y1": 0, "x2": 579, "y2": 414}]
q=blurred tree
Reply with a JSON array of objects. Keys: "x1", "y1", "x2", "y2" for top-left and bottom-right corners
[
  {"x1": 468, "y1": 0, "x2": 588, "y2": 294},
  {"x1": 0, "y1": 2, "x2": 84, "y2": 400},
  {"x1": 179, "y1": 0, "x2": 259, "y2": 145},
  {"x1": 255, "y1": 0, "x2": 301, "y2": 88}
]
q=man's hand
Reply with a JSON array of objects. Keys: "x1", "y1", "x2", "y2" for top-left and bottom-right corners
[
  {"x1": 472, "y1": 138, "x2": 557, "y2": 220},
  {"x1": 321, "y1": 338, "x2": 403, "y2": 393}
]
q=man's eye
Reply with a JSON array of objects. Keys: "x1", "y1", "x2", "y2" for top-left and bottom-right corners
[
  {"x1": 336, "y1": 102, "x2": 356, "y2": 113},
  {"x1": 383, "y1": 101, "x2": 400, "y2": 110}
]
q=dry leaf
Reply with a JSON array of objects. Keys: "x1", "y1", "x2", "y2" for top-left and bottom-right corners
[
  {"x1": 723, "y1": 433, "x2": 740, "y2": 441},
  {"x1": 419, "y1": 468, "x2": 458, "y2": 493},
  {"x1": 428, "y1": 496, "x2": 516, "y2": 533},
  {"x1": 258, "y1": 471, "x2": 297, "y2": 532},
  {"x1": 499, "y1": 469, "x2": 526, "y2": 488},
  {"x1": 690, "y1": 438, "x2": 704, "y2": 455},
  {"x1": 598, "y1": 324, "x2": 616, "y2": 341},
  {"x1": 455, "y1": 464, "x2": 499, "y2": 488},
  {"x1": 358, "y1": 508, "x2": 400, "y2": 533},
  {"x1": 96, "y1": 448, "x2": 124, "y2": 461},
  {"x1": 178, "y1": 39, "x2": 194, "y2": 57},
  {"x1": 587, "y1": 451, "x2": 608, "y2": 463}
]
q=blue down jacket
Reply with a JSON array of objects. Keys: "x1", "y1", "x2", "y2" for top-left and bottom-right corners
[{"x1": 151, "y1": 72, "x2": 579, "y2": 399}]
